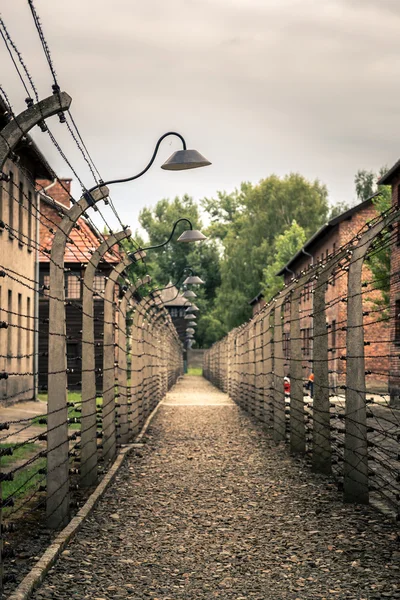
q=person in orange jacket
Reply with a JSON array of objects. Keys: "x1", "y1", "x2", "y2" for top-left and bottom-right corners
[{"x1": 307, "y1": 372, "x2": 314, "y2": 398}]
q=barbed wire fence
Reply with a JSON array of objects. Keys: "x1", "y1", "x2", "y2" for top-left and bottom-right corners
[
  {"x1": 204, "y1": 205, "x2": 400, "y2": 524},
  {"x1": 0, "y1": 5, "x2": 184, "y2": 596}
]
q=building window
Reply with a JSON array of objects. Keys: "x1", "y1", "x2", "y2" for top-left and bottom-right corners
[
  {"x1": 17, "y1": 293, "x2": 22, "y2": 357},
  {"x1": 28, "y1": 191, "x2": 33, "y2": 251},
  {"x1": 7, "y1": 290, "x2": 12, "y2": 356},
  {"x1": 331, "y1": 319, "x2": 336, "y2": 351},
  {"x1": 18, "y1": 181, "x2": 24, "y2": 245},
  {"x1": 8, "y1": 171, "x2": 14, "y2": 237},
  {"x1": 302, "y1": 328, "x2": 311, "y2": 356},
  {"x1": 40, "y1": 274, "x2": 50, "y2": 297},
  {"x1": 170, "y1": 308, "x2": 178, "y2": 318},
  {"x1": 27, "y1": 296, "x2": 31, "y2": 354},
  {"x1": 179, "y1": 308, "x2": 185, "y2": 317},
  {"x1": 395, "y1": 300, "x2": 400, "y2": 343},
  {"x1": 66, "y1": 273, "x2": 81, "y2": 299},
  {"x1": 93, "y1": 273, "x2": 105, "y2": 294},
  {"x1": 283, "y1": 332, "x2": 290, "y2": 359}
]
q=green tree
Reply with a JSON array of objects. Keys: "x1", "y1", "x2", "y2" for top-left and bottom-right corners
[
  {"x1": 203, "y1": 173, "x2": 329, "y2": 329},
  {"x1": 328, "y1": 201, "x2": 350, "y2": 219},
  {"x1": 355, "y1": 169, "x2": 376, "y2": 202},
  {"x1": 262, "y1": 221, "x2": 307, "y2": 300}
]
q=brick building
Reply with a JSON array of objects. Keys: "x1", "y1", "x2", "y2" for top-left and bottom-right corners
[
  {"x1": 0, "y1": 100, "x2": 53, "y2": 404},
  {"x1": 275, "y1": 200, "x2": 389, "y2": 391},
  {"x1": 38, "y1": 180, "x2": 121, "y2": 391},
  {"x1": 379, "y1": 163, "x2": 400, "y2": 404}
]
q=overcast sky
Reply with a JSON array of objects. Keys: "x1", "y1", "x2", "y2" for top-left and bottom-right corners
[{"x1": 1, "y1": 0, "x2": 400, "y2": 233}]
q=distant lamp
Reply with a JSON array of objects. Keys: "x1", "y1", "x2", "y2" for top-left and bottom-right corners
[
  {"x1": 183, "y1": 290, "x2": 196, "y2": 299},
  {"x1": 184, "y1": 313, "x2": 196, "y2": 320},
  {"x1": 189, "y1": 304, "x2": 200, "y2": 312},
  {"x1": 183, "y1": 275, "x2": 205, "y2": 285},
  {"x1": 132, "y1": 218, "x2": 207, "y2": 259},
  {"x1": 88, "y1": 131, "x2": 211, "y2": 194},
  {"x1": 177, "y1": 229, "x2": 207, "y2": 243},
  {"x1": 188, "y1": 321, "x2": 197, "y2": 327},
  {"x1": 186, "y1": 328, "x2": 195, "y2": 334},
  {"x1": 161, "y1": 148, "x2": 211, "y2": 171}
]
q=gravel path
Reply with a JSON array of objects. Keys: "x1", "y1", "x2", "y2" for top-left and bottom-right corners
[{"x1": 32, "y1": 376, "x2": 399, "y2": 600}]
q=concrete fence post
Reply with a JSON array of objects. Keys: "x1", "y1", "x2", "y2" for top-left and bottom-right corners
[
  {"x1": 312, "y1": 261, "x2": 337, "y2": 474},
  {"x1": 248, "y1": 322, "x2": 256, "y2": 416},
  {"x1": 343, "y1": 210, "x2": 399, "y2": 503},
  {"x1": 81, "y1": 229, "x2": 131, "y2": 487},
  {"x1": 262, "y1": 308, "x2": 273, "y2": 428},
  {"x1": 102, "y1": 258, "x2": 131, "y2": 465},
  {"x1": 117, "y1": 292, "x2": 130, "y2": 444},
  {"x1": 47, "y1": 185, "x2": 109, "y2": 528},
  {"x1": 130, "y1": 295, "x2": 142, "y2": 434},
  {"x1": 273, "y1": 298, "x2": 286, "y2": 442},
  {"x1": 289, "y1": 285, "x2": 306, "y2": 454},
  {"x1": 0, "y1": 92, "x2": 72, "y2": 532}
]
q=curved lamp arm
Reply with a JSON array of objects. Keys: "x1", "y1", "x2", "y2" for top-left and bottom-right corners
[
  {"x1": 88, "y1": 132, "x2": 186, "y2": 193},
  {"x1": 141, "y1": 218, "x2": 193, "y2": 252}
]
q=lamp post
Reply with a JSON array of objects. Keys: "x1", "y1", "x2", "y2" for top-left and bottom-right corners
[
  {"x1": 128, "y1": 219, "x2": 207, "y2": 262},
  {"x1": 46, "y1": 131, "x2": 209, "y2": 527},
  {"x1": 86, "y1": 132, "x2": 210, "y2": 199},
  {"x1": 80, "y1": 229, "x2": 132, "y2": 487}
]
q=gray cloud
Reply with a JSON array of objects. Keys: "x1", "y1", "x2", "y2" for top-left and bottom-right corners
[{"x1": 0, "y1": 0, "x2": 399, "y2": 231}]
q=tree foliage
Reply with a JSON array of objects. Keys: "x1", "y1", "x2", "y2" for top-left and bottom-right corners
[
  {"x1": 203, "y1": 173, "x2": 329, "y2": 330},
  {"x1": 123, "y1": 173, "x2": 342, "y2": 346},
  {"x1": 262, "y1": 220, "x2": 307, "y2": 300}
]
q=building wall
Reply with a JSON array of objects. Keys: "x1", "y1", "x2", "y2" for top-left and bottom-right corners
[
  {"x1": 0, "y1": 158, "x2": 38, "y2": 404},
  {"x1": 283, "y1": 203, "x2": 389, "y2": 391}
]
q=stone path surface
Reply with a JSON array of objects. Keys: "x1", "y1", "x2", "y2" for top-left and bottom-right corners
[
  {"x1": 0, "y1": 400, "x2": 47, "y2": 444},
  {"x1": 31, "y1": 376, "x2": 399, "y2": 600}
]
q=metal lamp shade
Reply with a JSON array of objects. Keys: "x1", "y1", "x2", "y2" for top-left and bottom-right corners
[
  {"x1": 188, "y1": 321, "x2": 197, "y2": 327},
  {"x1": 186, "y1": 328, "x2": 195, "y2": 334},
  {"x1": 190, "y1": 304, "x2": 199, "y2": 312},
  {"x1": 161, "y1": 149, "x2": 211, "y2": 171},
  {"x1": 183, "y1": 275, "x2": 205, "y2": 285},
  {"x1": 184, "y1": 313, "x2": 196, "y2": 320},
  {"x1": 183, "y1": 290, "x2": 197, "y2": 299},
  {"x1": 177, "y1": 229, "x2": 207, "y2": 243}
]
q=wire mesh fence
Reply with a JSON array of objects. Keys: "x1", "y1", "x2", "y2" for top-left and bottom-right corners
[
  {"x1": 0, "y1": 105, "x2": 183, "y2": 596},
  {"x1": 204, "y1": 205, "x2": 400, "y2": 524}
]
